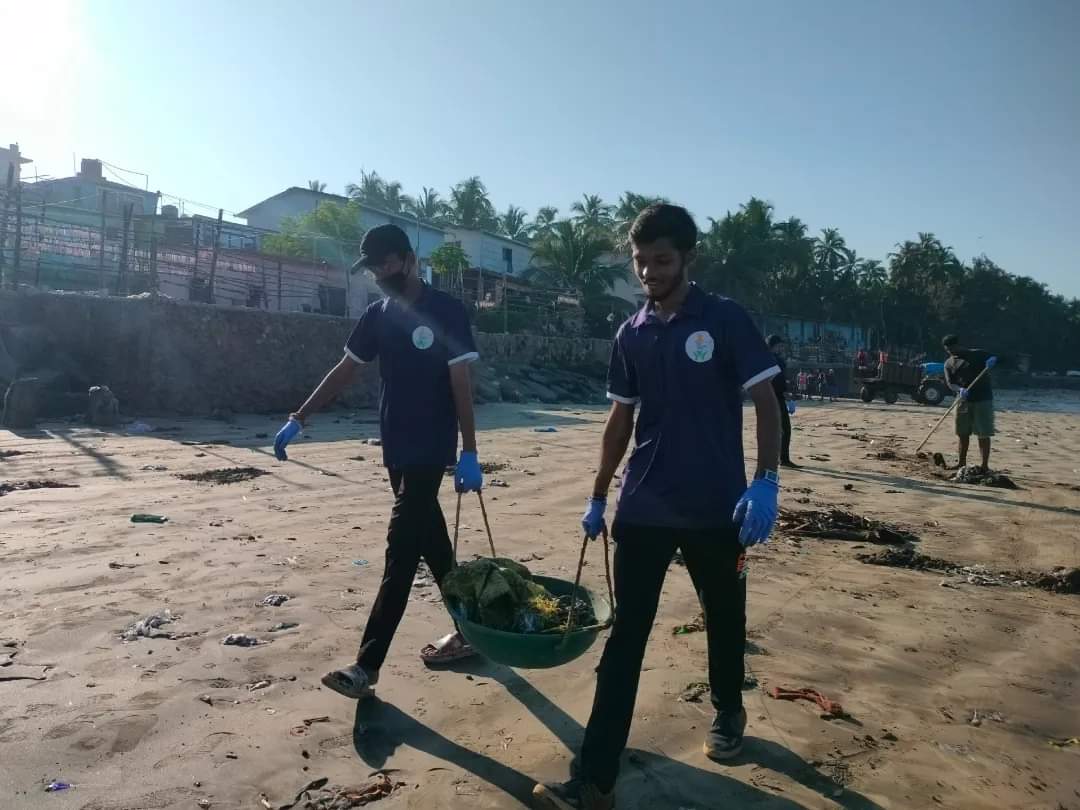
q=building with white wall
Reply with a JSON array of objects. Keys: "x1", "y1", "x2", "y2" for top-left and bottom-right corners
[{"x1": 0, "y1": 143, "x2": 30, "y2": 185}]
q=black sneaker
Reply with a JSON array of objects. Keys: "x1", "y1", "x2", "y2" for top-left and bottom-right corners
[
  {"x1": 704, "y1": 707, "x2": 747, "y2": 761},
  {"x1": 532, "y1": 778, "x2": 614, "y2": 810}
]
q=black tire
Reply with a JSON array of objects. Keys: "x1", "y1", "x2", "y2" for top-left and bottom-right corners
[
  {"x1": 919, "y1": 381, "x2": 947, "y2": 406},
  {"x1": 860, "y1": 385, "x2": 874, "y2": 403},
  {"x1": 883, "y1": 389, "x2": 899, "y2": 405}
]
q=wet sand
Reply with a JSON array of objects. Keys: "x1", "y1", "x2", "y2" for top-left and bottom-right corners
[{"x1": 1, "y1": 398, "x2": 1078, "y2": 809}]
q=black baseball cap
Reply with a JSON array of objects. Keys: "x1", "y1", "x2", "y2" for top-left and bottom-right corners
[
  {"x1": 351, "y1": 224, "x2": 413, "y2": 273},
  {"x1": 942, "y1": 334, "x2": 960, "y2": 348},
  {"x1": 766, "y1": 334, "x2": 784, "y2": 348}
]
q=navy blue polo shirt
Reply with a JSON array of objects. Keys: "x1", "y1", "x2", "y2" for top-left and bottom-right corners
[
  {"x1": 607, "y1": 284, "x2": 779, "y2": 530},
  {"x1": 345, "y1": 284, "x2": 478, "y2": 469}
]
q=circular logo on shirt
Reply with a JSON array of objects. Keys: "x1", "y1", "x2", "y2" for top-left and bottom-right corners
[
  {"x1": 411, "y1": 325, "x2": 435, "y2": 350},
  {"x1": 685, "y1": 330, "x2": 714, "y2": 363}
]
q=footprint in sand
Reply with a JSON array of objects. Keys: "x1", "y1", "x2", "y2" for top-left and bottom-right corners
[{"x1": 107, "y1": 713, "x2": 159, "y2": 754}]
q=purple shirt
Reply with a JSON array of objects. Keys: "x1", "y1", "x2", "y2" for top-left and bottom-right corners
[
  {"x1": 608, "y1": 284, "x2": 778, "y2": 530},
  {"x1": 345, "y1": 285, "x2": 478, "y2": 468}
]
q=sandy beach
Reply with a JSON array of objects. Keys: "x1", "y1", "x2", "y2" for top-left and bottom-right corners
[{"x1": 1, "y1": 397, "x2": 1078, "y2": 810}]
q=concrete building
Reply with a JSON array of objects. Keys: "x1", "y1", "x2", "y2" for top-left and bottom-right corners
[
  {"x1": 444, "y1": 226, "x2": 532, "y2": 278},
  {"x1": 238, "y1": 187, "x2": 447, "y2": 263},
  {"x1": 1, "y1": 143, "x2": 31, "y2": 185},
  {"x1": 22, "y1": 159, "x2": 159, "y2": 229}
]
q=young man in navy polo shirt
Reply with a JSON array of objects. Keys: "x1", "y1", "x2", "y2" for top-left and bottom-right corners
[
  {"x1": 534, "y1": 205, "x2": 782, "y2": 810},
  {"x1": 273, "y1": 224, "x2": 484, "y2": 700}
]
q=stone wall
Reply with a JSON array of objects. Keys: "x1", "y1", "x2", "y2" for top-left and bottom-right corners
[{"x1": 0, "y1": 290, "x2": 613, "y2": 417}]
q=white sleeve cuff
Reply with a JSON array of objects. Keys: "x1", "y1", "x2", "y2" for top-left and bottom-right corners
[
  {"x1": 607, "y1": 391, "x2": 640, "y2": 405},
  {"x1": 344, "y1": 346, "x2": 369, "y2": 364},
  {"x1": 742, "y1": 365, "x2": 781, "y2": 390},
  {"x1": 448, "y1": 351, "x2": 479, "y2": 366}
]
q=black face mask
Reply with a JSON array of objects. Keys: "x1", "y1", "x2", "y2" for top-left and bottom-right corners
[{"x1": 376, "y1": 270, "x2": 409, "y2": 297}]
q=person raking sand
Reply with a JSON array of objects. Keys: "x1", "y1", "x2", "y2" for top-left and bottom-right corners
[
  {"x1": 532, "y1": 204, "x2": 783, "y2": 810},
  {"x1": 273, "y1": 224, "x2": 484, "y2": 700},
  {"x1": 942, "y1": 334, "x2": 998, "y2": 472}
]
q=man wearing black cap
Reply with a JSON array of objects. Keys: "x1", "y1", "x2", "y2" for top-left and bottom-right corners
[
  {"x1": 942, "y1": 334, "x2": 998, "y2": 472},
  {"x1": 767, "y1": 334, "x2": 797, "y2": 467},
  {"x1": 273, "y1": 224, "x2": 484, "y2": 699}
]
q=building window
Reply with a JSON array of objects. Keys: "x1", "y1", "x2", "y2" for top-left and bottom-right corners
[
  {"x1": 318, "y1": 285, "x2": 347, "y2": 317},
  {"x1": 502, "y1": 247, "x2": 513, "y2": 274}
]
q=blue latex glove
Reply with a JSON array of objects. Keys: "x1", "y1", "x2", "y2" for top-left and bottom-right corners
[
  {"x1": 786, "y1": 400, "x2": 797, "y2": 415},
  {"x1": 582, "y1": 496, "x2": 607, "y2": 540},
  {"x1": 455, "y1": 451, "x2": 483, "y2": 492},
  {"x1": 732, "y1": 478, "x2": 779, "y2": 547},
  {"x1": 985, "y1": 356, "x2": 997, "y2": 369},
  {"x1": 958, "y1": 387, "x2": 970, "y2": 400},
  {"x1": 273, "y1": 418, "x2": 301, "y2": 461}
]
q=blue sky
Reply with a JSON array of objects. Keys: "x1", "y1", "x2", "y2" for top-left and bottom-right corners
[{"x1": 5, "y1": 0, "x2": 1078, "y2": 296}]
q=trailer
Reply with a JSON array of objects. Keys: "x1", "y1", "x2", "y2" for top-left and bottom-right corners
[{"x1": 854, "y1": 360, "x2": 950, "y2": 405}]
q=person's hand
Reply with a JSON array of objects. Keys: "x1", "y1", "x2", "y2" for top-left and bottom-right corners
[
  {"x1": 273, "y1": 418, "x2": 302, "y2": 461},
  {"x1": 986, "y1": 356, "x2": 998, "y2": 369},
  {"x1": 732, "y1": 478, "x2": 779, "y2": 547},
  {"x1": 958, "y1": 387, "x2": 970, "y2": 400},
  {"x1": 455, "y1": 451, "x2": 483, "y2": 492},
  {"x1": 582, "y1": 496, "x2": 607, "y2": 540}
]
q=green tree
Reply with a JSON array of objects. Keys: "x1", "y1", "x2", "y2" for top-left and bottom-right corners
[
  {"x1": 571, "y1": 194, "x2": 614, "y2": 233},
  {"x1": 345, "y1": 170, "x2": 387, "y2": 208},
  {"x1": 498, "y1": 205, "x2": 530, "y2": 242},
  {"x1": 407, "y1": 187, "x2": 448, "y2": 225},
  {"x1": 261, "y1": 200, "x2": 364, "y2": 266},
  {"x1": 448, "y1": 176, "x2": 497, "y2": 230},
  {"x1": 614, "y1": 191, "x2": 668, "y2": 251},
  {"x1": 429, "y1": 242, "x2": 470, "y2": 298},
  {"x1": 307, "y1": 180, "x2": 326, "y2": 192},
  {"x1": 527, "y1": 219, "x2": 624, "y2": 336},
  {"x1": 530, "y1": 206, "x2": 559, "y2": 241}
]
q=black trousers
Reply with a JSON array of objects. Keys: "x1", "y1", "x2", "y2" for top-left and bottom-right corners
[
  {"x1": 777, "y1": 392, "x2": 792, "y2": 463},
  {"x1": 578, "y1": 523, "x2": 747, "y2": 793},
  {"x1": 356, "y1": 466, "x2": 454, "y2": 671}
]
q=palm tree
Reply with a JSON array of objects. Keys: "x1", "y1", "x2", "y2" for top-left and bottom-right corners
[
  {"x1": 813, "y1": 228, "x2": 849, "y2": 273},
  {"x1": 530, "y1": 206, "x2": 559, "y2": 241},
  {"x1": 498, "y1": 205, "x2": 530, "y2": 242},
  {"x1": 407, "y1": 187, "x2": 448, "y2": 225},
  {"x1": 613, "y1": 191, "x2": 668, "y2": 250},
  {"x1": 345, "y1": 171, "x2": 387, "y2": 209},
  {"x1": 381, "y1": 180, "x2": 407, "y2": 214},
  {"x1": 307, "y1": 180, "x2": 326, "y2": 193},
  {"x1": 571, "y1": 194, "x2": 614, "y2": 232},
  {"x1": 528, "y1": 219, "x2": 620, "y2": 298},
  {"x1": 448, "y1": 176, "x2": 497, "y2": 230}
]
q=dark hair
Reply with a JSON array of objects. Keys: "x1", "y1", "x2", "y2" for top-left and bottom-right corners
[
  {"x1": 629, "y1": 203, "x2": 698, "y2": 252},
  {"x1": 942, "y1": 334, "x2": 959, "y2": 348},
  {"x1": 766, "y1": 334, "x2": 784, "y2": 348}
]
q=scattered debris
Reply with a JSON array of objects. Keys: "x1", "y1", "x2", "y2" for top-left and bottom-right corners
[
  {"x1": 248, "y1": 680, "x2": 272, "y2": 691},
  {"x1": 303, "y1": 716, "x2": 331, "y2": 727},
  {"x1": 932, "y1": 452, "x2": 947, "y2": 468},
  {"x1": 223, "y1": 633, "x2": 261, "y2": 647},
  {"x1": 743, "y1": 673, "x2": 759, "y2": 689},
  {"x1": 0, "y1": 449, "x2": 29, "y2": 459},
  {"x1": 44, "y1": 781, "x2": 73, "y2": 792},
  {"x1": 121, "y1": 610, "x2": 179, "y2": 641},
  {"x1": 679, "y1": 682, "x2": 710, "y2": 703},
  {"x1": 269, "y1": 622, "x2": 299, "y2": 633},
  {"x1": 1047, "y1": 737, "x2": 1079, "y2": 749},
  {"x1": 260, "y1": 593, "x2": 290, "y2": 607},
  {"x1": 0, "y1": 480, "x2": 78, "y2": 497},
  {"x1": 198, "y1": 694, "x2": 213, "y2": 706},
  {"x1": 777, "y1": 509, "x2": 918, "y2": 544},
  {"x1": 768, "y1": 686, "x2": 845, "y2": 718},
  {"x1": 533, "y1": 427, "x2": 558, "y2": 433},
  {"x1": 274, "y1": 774, "x2": 404, "y2": 810},
  {"x1": 127, "y1": 421, "x2": 154, "y2": 434},
  {"x1": 949, "y1": 466, "x2": 1018, "y2": 489},
  {"x1": 364, "y1": 438, "x2": 382, "y2": 446},
  {"x1": 673, "y1": 614, "x2": 706, "y2": 635},
  {"x1": 130, "y1": 513, "x2": 168, "y2": 524},
  {"x1": 108, "y1": 561, "x2": 136, "y2": 569},
  {"x1": 488, "y1": 478, "x2": 510, "y2": 487},
  {"x1": 843, "y1": 483, "x2": 854, "y2": 491},
  {"x1": 139, "y1": 465, "x2": 168, "y2": 472},
  {"x1": 352, "y1": 559, "x2": 369, "y2": 567},
  {"x1": 859, "y1": 547, "x2": 1080, "y2": 595},
  {"x1": 178, "y1": 467, "x2": 268, "y2": 485}
]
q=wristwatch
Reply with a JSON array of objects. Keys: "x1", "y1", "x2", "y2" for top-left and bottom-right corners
[{"x1": 754, "y1": 469, "x2": 780, "y2": 485}]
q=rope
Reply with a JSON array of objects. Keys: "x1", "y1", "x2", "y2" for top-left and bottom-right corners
[{"x1": 562, "y1": 527, "x2": 614, "y2": 643}]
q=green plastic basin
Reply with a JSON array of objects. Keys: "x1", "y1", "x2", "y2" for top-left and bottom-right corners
[{"x1": 450, "y1": 575, "x2": 612, "y2": 669}]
